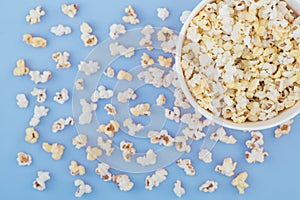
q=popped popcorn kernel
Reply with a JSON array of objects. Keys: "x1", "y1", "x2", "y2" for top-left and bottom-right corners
[
  {"x1": 122, "y1": 5, "x2": 139, "y2": 24},
  {"x1": 97, "y1": 136, "x2": 114, "y2": 156},
  {"x1": 103, "y1": 67, "x2": 115, "y2": 78},
  {"x1": 109, "y1": 24, "x2": 126, "y2": 40},
  {"x1": 148, "y1": 130, "x2": 174, "y2": 147},
  {"x1": 130, "y1": 103, "x2": 151, "y2": 116},
  {"x1": 210, "y1": 127, "x2": 237, "y2": 144},
  {"x1": 157, "y1": 56, "x2": 172, "y2": 68},
  {"x1": 109, "y1": 42, "x2": 135, "y2": 58},
  {"x1": 33, "y1": 171, "x2": 50, "y2": 191},
  {"x1": 176, "y1": 159, "x2": 195, "y2": 176},
  {"x1": 52, "y1": 51, "x2": 71, "y2": 69},
  {"x1": 25, "y1": 127, "x2": 39, "y2": 143},
  {"x1": 117, "y1": 70, "x2": 133, "y2": 81},
  {"x1": 215, "y1": 157, "x2": 237, "y2": 177},
  {"x1": 80, "y1": 22, "x2": 98, "y2": 47},
  {"x1": 91, "y1": 85, "x2": 113, "y2": 102},
  {"x1": 141, "y1": 53, "x2": 154, "y2": 68},
  {"x1": 29, "y1": 70, "x2": 52, "y2": 84},
  {"x1": 245, "y1": 147, "x2": 269, "y2": 164},
  {"x1": 123, "y1": 118, "x2": 144, "y2": 136},
  {"x1": 157, "y1": 8, "x2": 169, "y2": 21},
  {"x1": 180, "y1": 10, "x2": 191, "y2": 24},
  {"x1": 140, "y1": 25, "x2": 154, "y2": 50},
  {"x1": 23, "y1": 34, "x2": 47, "y2": 48},
  {"x1": 13, "y1": 59, "x2": 29, "y2": 76},
  {"x1": 104, "y1": 104, "x2": 117, "y2": 116},
  {"x1": 52, "y1": 117, "x2": 74, "y2": 133},
  {"x1": 31, "y1": 87, "x2": 47, "y2": 103},
  {"x1": 29, "y1": 105, "x2": 49, "y2": 127},
  {"x1": 78, "y1": 60, "x2": 100, "y2": 76},
  {"x1": 156, "y1": 94, "x2": 166, "y2": 106},
  {"x1": 199, "y1": 180, "x2": 218, "y2": 193},
  {"x1": 97, "y1": 120, "x2": 120, "y2": 137},
  {"x1": 42, "y1": 142, "x2": 65, "y2": 160},
  {"x1": 86, "y1": 146, "x2": 102, "y2": 161},
  {"x1": 173, "y1": 180, "x2": 185, "y2": 197},
  {"x1": 79, "y1": 99, "x2": 97, "y2": 125},
  {"x1": 120, "y1": 141, "x2": 136, "y2": 162},
  {"x1": 26, "y1": 6, "x2": 45, "y2": 24},
  {"x1": 245, "y1": 131, "x2": 264, "y2": 149},
  {"x1": 16, "y1": 94, "x2": 29, "y2": 108},
  {"x1": 274, "y1": 119, "x2": 294, "y2": 138},
  {"x1": 136, "y1": 149, "x2": 157, "y2": 166},
  {"x1": 175, "y1": 136, "x2": 191, "y2": 153},
  {"x1": 75, "y1": 78, "x2": 84, "y2": 90},
  {"x1": 145, "y1": 168, "x2": 168, "y2": 190},
  {"x1": 69, "y1": 160, "x2": 86, "y2": 176},
  {"x1": 74, "y1": 179, "x2": 92, "y2": 197},
  {"x1": 117, "y1": 88, "x2": 137, "y2": 103},
  {"x1": 17, "y1": 152, "x2": 32, "y2": 166},
  {"x1": 54, "y1": 88, "x2": 69, "y2": 104},
  {"x1": 72, "y1": 134, "x2": 88, "y2": 149},
  {"x1": 95, "y1": 162, "x2": 112, "y2": 181},
  {"x1": 113, "y1": 174, "x2": 134, "y2": 191},
  {"x1": 165, "y1": 107, "x2": 180, "y2": 123},
  {"x1": 198, "y1": 149, "x2": 212, "y2": 163},
  {"x1": 232, "y1": 172, "x2": 249, "y2": 194},
  {"x1": 50, "y1": 25, "x2": 71, "y2": 36},
  {"x1": 61, "y1": 4, "x2": 78, "y2": 18}
]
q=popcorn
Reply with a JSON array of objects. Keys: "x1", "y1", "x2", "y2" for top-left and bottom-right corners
[
  {"x1": 16, "y1": 94, "x2": 29, "y2": 108},
  {"x1": 17, "y1": 152, "x2": 32, "y2": 166},
  {"x1": 176, "y1": 159, "x2": 195, "y2": 176},
  {"x1": 42, "y1": 142, "x2": 65, "y2": 160},
  {"x1": 274, "y1": 119, "x2": 294, "y2": 138},
  {"x1": 157, "y1": 27, "x2": 174, "y2": 42},
  {"x1": 148, "y1": 130, "x2": 174, "y2": 147},
  {"x1": 232, "y1": 172, "x2": 249, "y2": 194},
  {"x1": 80, "y1": 22, "x2": 98, "y2": 47},
  {"x1": 141, "y1": 53, "x2": 154, "y2": 68},
  {"x1": 245, "y1": 147, "x2": 269, "y2": 164},
  {"x1": 199, "y1": 180, "x2": 218, "y2": 193},
  {"x1": 78, "y1": 60, "x2": 100, "y2": 76},
  {"x1": 91, "y1": 85, "x2": 113, "y2": 102},
  {"x1": 75, "y1": 78, "x2": 84, "y2": 90},
  {"x1": 31, "y1": 87, "x2": 47, "y2": 103},
  {"x1": 25, "y1": 127, "x2": 39, "y2": 143},
  {"x1": 245, "y1": 131, "x2": 264, "y2": 149},
  {"x1": 13, "y1": 59, "x2": 29, "y2": 76},
  {"x1": 72, "y1": 134, "x2": 88, "y2": 149},
  {"x1": 123, "y1": 118, "x2": 144, "y2": 136},
  {"x1": 29, "y1": 70, "x2": 52, "y2": 84},
  {"x1": 130, "y1": 103, "x2": 151, "y2": 116},
  {"x1": 198, "y1": 149, "x2": 212, "y2": 163},
  {"x1": 145, "y1": 168, "x2": 168, "y2": 190},
  {"x1": 156, "y1": 94, "x2": 166, "y2": 106},
  {"x1": 215, "y1": 158, "x2": 237, "y2": 177},
  {"x1": 26, "y1": 6, "x2": 45, "y2": 24},
  {"x1": 23, "y1": 34, "x2": 47, "y2": 48},
  {"x1": 50, "y1": 25, "x2": 71, "y2": 36},
  {"x1": 174, "y1": 136, "x2": 191, "y2": 152},
  {"x1": 180, "y1": 112, "x2": 202, "y2": 130},
  {"x1": 69, "y1": 160, "x2": 86, "y2": 176},
  {"x1": 74, "y1": 179, "x2": 92, "y2": 197},
  {"x1": 33, "y1": 171, "x2": 50, "y2": 191},
  {"x1": 113, "y1": 174, "x2": 134, "y2": 191},
  {"x1": 52, "y1": 51, "x2": 71, "y2": 69},
  {"x1": 97, "y1": 120, "x2": 120, "y2": 137},
  {"x1": 109, "y1": 42, "x2": 135, "y2": 58},
  {"x1": 54, "y1": 88, "x2": 69, "y2": 104},
  {"x1": 86, "y1": 146, "x2": 102, "y2": 161},
  {"x1": 103, "y1": 67, "x2": 115, "y2": 78},
  {"x1": 139, "y1": 25, "x2": 154, "y2": 50},
  {"x1": 173, "y1": 180, "x2": 185, "y2": 197},
  {"x1": 157, "y1": 56, "x2": 172, "y2": 68},
  {"x1": 137, "y1": 67, "x2": 165, "y2": 88},
  {"x1": 165, "y1": 107, "x2": 180, "y2": 123},
  {"x1": 120, "y1": 141, "x2": 136, "y2": 162},
  {"x1": 52, "y1": 117, "x2": 74, "y2": 133},
  {"x1": 97, "y1": 136, "x2": 114, "y2": 156},
  {"x1": 95, "y1": 162, "x2": 112, "y2": 181},
  {"x1": 104, "y1": 104, "x2": 117, "y2": 116},
  {"x1": 117, "y1": 70, "x2": 133, "y2": 81},
  {"x1": 109, "y1": 24, "x2": 126, "y2": 40},
  {"x1": 136, "y1": 149, "x2": 157, "y2": 166},
  {"x1": 79, "y1": 99, "x2": 97, "y2": 125},
  {"x1": 157, "y1": 8, "x2": 169, "y2": 21},
  {"x1": 180, "y1": 10, "x2": 191, "y2": 24},
  {"x1": 122, "y1": 5, "x2": 139, "y2": 24},
  {"x1": 117, "y1": 88, "x2": 137, "y2": 103},
  {"x1": 61, "y1": 4, "x2": 78, "y2": 18},
  {"x1": 174, "y1": 88, "x2": 191, "y2": 109},
  {"x1": 29, "y1": 105, "x2": 49, "y2": 127},
  {"x1": 210, "y1": 127, "x2": 237, "y2": 144}
]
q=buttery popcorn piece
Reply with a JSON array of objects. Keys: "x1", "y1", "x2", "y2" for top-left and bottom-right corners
[
  {"x1": 176, "y1": 159, "x2": 195, "y2": 176},
  {"x1": 78, "y1": 60, "x2": 100, "y2": 76},
  {"x1": 54, "y1": 88, "x2": 69, "y2": 104},
  {"x1": 25, "y1": 127, "x2": 39, "y2": 143},
  {"x1": 157, "y1": 8, "x2": 169, "y2": 21},
  {"x1": 29, "y1": 70, "x2": 51, "y2": 84},
  {"x1": 117, "y1": 88, "x2": 137, "y2": 103},
  {"x1": 215, "y1": 157, "x2": 237, "y2": 177},
  {"x1": 173, "y1": 180, "x2": 185, "y2": 197},
  {"x1": 79, "y1": 99, "x2": 97, "y2": 125},
  {"x1": 210, "y1": 127, "x2": 237, "y2": 144},
  {"x1": 74, "y1": 179, "x2": 92, "y2": 197},
  {"x1": 180, "y1": 10, "x2": 191, "y2": 24},
  {"x1": 198, "y1": 149, "x2": 212, "y2": 163},
  {"x1": 80, "y1": 22, "x2": 98, "y2": 47},
  {"x1": 120, "y1": 141, "x2": 136, "y2": 162},
  {"x1": 50, "y1": 25, "x2": 71, "y2": 36},
  {"x1": 17, "y1": 152, "x2": 32, "y2": 166},
  {"x1": 29, "y1": 105, "x2": 49, "y2": 127},
  {"x1": 31, "y1": 87, "x2": 47, "y2": 103},
  {"x1": 130, "y1": 103, "x2": 151, "y2": 116},
  {"x1": 145, "y1": 168, "x2": 168, "y2": 190},
  {"x1": 75, "y1": 78, "x2": 84, "y2": 90},
  {"x1": 95, "y1": 162, "x2": 112, "y2": 181},
  {"x1": 61, "y1": 4, "x2": 78, "y2": 18},
  {"x1": 117, "y1": 70, "x2": 133, "y2": 81},
  {"x1": 245, "y1": 131, "x2": 264, "y2": 149},
  {"x1": 26, "y1": 6, "x2": 45, "y2": 24},
  {"x1": 274, "y1": 119, "x2": 294, "y2": 138},
  {"x1": 52, "y1": 51, "x2": 71, "y2": 69},
  {"x1": 148, "y1": 130, "x2": 174, "y2": 147},
  {"x1": 175, "y1": 136, "x2": 191, "y2": 152},
  {"x1": 113, "y1": 174, "x2": 134, "y2": 191},
  {"x1": 232, "y1": 172, "x2": 249, "y2": 194},
  {"x1": 13, "y1": 59, "x2": 29, "y2": 76},
  {"x1": 42, "y1": 142, "x2": 65, "y2": 160},
  {"x1": 69, "y1": 160, "x2": 86, "y2": 176},
  {"x1": 199, "y1": 180, "x2": 218, "y2": 193},
  {"x1": 103, "y1": 67, "x2": 115, "y2": 78},
  {"x1": 123, "y1": 118, "x2": 144, "y2": 136},
  {"x1": 16, "y1": 94, "x2": 29, "y2": 108},
  {"x1": 156, "y1": 94, "x2": 166, "y2": 106},
  {"x1": 139, "y1": 25, "x2": 154, "y2": 50},
  {"x1": 91, "y1": 85, "x2": 113, "y2": 102},
  {"x1": 33, "y1": 171, "x2": 50, "y2": 191},
  {"x1": 245, "y1": 147, "x2": 269, "y2": 164},
  {"x1": 109, "y1": 24, "x2": 126, "y2": 40},
  {"x1": 23, "y1": 34, "x2": 47, "y2": 48},
  {"x1": 104, "y1": 104, "x2": 117, "y2": 116},
  {"x1": 165, "y1": 107, "x2": 180, "y2": 123},
  {"x1": 122, "y1": 5, "x2": 139, "y2": 24},
  {"x1": 157, "y1": 56, "x2": 172, "y2": 68},
  {"x1": 97, "y1": 120, "x2": 120, "y2": 137},
  {"x1": 86, "y1": 146, "x2": 102, "y2": 161},
  {"x1": 136, "y1": 149, "x2": 157, "y2": 166},
  {"x1": 52, "y1": 117, "x2": 74, "y2": 133},
  {"x1": 72, "y1": 134, "x2": 88, "y2": 149},
  {"x1": 141, "y1": 53, "x2": 154, "y2": 68},
  {"x1": 97, "y1": 136, "x2": 114, "y2": 156}
]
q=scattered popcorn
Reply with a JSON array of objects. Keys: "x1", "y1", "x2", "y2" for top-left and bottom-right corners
[
  {"x1": 117, "y1": 88, "x2": 137, "y2": 103},
  {"x1": 139, "y1": 25, "x2": 154, "y2": 50},
  {"x1": 109, "y1": 42, "x2": 135, "y2": 58},
  {"x1": 75, "y1": 78, "x2": 84, "y2": 90},
  {"x1": 141, "y1": 53, "x2": 154, "y2": 68},
  {"x1": 69, "y1": 160, "x2": 86, "y2": 176},
  {"x1": 136, "y1": 149, "x2": 157, "y2": 166},
  {"x1": 97, "y1": 120, "x2": 120, "y2": 137},
  {"x1": 210, "y1": 127, "x2": 237, "y2": 144},
  {"x1": 16, "y1": 94, "x2": 29, "y2": 108},
  {"x1": 72, "y1": 134, "x2": 88, "y2": 149},
  {"x1": 198, "y1": 149, "x2": 212, "y2": 163},
  {"x1": 130, "y1": 103, "x2": 151, "y2": 116},
  {"x1": 31, "y1": 87, "x2": 47, "y2": 103},
  {"x1": 54, "y1": 88, "x2": 69, "y2": 104},
  {"x1": 137, "y1": 67, "x2": 165, "y2": 88},
  {"x1": 97, "y1": 136, "x2": 114, "y2": 156},
  {"x1": 33, "y1": 171, "x2": 50, "y2": 191},
  {"x1": 29, "y1": 70, "x2": 52, "y2": 84},
  {"x1": 109, "y1": 24, "x2": 126, "y2": 40},
  {"x1": 180, "y1": 10, "x2": 191, "y2": 24},
  {"x1": 245, "y1": 147, "x2": 269, "y2": 164},
  {"x1": 157, "y1": 56, "x2": 172, "y2": 68},
  {"x1": 176, "y1": 159, "x2": 195, "y2": 176},
  {"x1": 50, "y1": 25, "x2": 71, "y2": 36},
  {"x1": 157, "y1": 27, "x2": 174, "y2": 42},
  {"x1": 80, "y1": 22, "x2": 98, "y2": 47},
  {"x1": 29, "y1": 105, "x2": 49, "y2": 127},
  {"x1": 148, "y1": 130, "x2": 174, "y2": 147},
  {"x1": 78, "y1": 60, "x2": 100, "y2": 76},
  {"x1": 173, "y1": 180, "x2": 185, "y2": 197},
  {"x1": 122, "y1": 5, "x2": 139, "y2": 24},
  {"x1": 104, "y1": 104, "x2": 117, "y2": 116},
  {"x1": 61, "y1": 4, "x2": 78, "y2": 18},
  {"x1": 165, "y1": 107, "x2": 180, "y2": 123},
  {"x1": 215, "y1": 158, "x2": 237, "y2": 177},
  {"x1": 145, "y1": 168, "x2": 168, "y2": 190},
  {"x1": 52, "y1": 117, "x2": 74, "y2": 133},
  {"x1": 245, "y1": 131, "x2": 264, "y2": 149},
  {"x1": 103, "y1": 67, "x2": 115, "y2": 78},
  {"x1": 74, "y1": 179, "x2": 92, "y2": 197},
  {"x1": 91, "y1": 85, "x2": 113, "y2": 102},
  {"x1": 86, "y1": 146, "x2": 102, "y2": 161},
  {"x1": 95, "y1": 162, "x2": 112, "y2": 181},
  {"x1": 120, "y1": 141, "x2": 136, "y2": 162},
  {"x1": 199, "y1": 180, "x2": 218, "y2": 193},
  {"x1": 156, "y1": 94, "x2": 166, "y2": 106},
  {"x1": 26, "y1": 6, "x2": 45, "y2": 24},
  {"x1": 79, "y1": 99, "x2": 97, "y2": 125},
  {"x1": 23, "y1": 34, "x2": 47, "y2": 48},
  {"x1": 157, "y1": 8, "x2": 169, "y2": 21},
  {"x1": 52, "y1": 51, "x2": 71, "y2": 69},
  {"x1": 274, "y1": 119, "x2": 294, "y2": 138},
  {"x1": 232, "y1": 172, "x2": 249, "y2": 194},
  {"x1": 17, "y1": 152, "x2": 32, "y2": 166},
  {"x1": 42, "y1": 142, "x2": 65, "y2": 160},
  {"x1": 174, "y1": 136, "x2": 191, "y2": 152},
  {"x1": 13, "y1": 59, "x2": 29, "y2": 76},
  {"x1": 123, "y1": 118, "x2": 144, "y2": 136},
  {"x1": 25, "y1": 127, "x2": 39, "y2": 143},
  {"x1": 174, "y1": 88, "x2": 191, "y2": 109},
  {"x1": 113, "y1": 174, "x2": 134, "y2": 191},
  {"x1": 117, "y1": 70, "x2": 133, "y2": 81}
]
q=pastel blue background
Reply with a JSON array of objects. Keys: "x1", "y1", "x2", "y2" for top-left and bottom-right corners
[{"x1": 0, "y1": 0, "x2": 300, "y2": 199}]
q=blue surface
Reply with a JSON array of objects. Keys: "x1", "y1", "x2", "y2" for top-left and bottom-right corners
[{"x1": 0, "y1": 0, "x2": 300, "y2": 199}]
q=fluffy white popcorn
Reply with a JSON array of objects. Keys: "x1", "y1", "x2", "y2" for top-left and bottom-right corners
[
  {"x1": 176, "y1": 159, "x2": 195, "y2": 176},
  {"x1": 97, "y1": 136, "x2": 114, "y2": 156},
  {"x1": 165, "y1": 107, "x2": 180, "y2": 123},
  {"x1": 95, "y1": 162, "x2": 112, "y2": 181},
  {"x1": 109, "y1": 42, "x2": 135, "y2": 58},
  {"x1": 156, "y1": 94, "x2": 166, "y2": 106},
  {"x1": 74, "y1": 179, "x2": 92, "y2": 197},
  {"x1": 72, "y1": 134, "x2": 88, "y2": 149},
  {"x1": 199, "y1": 180, "x2": 218, "y2": 193},
  {"x1": 16, "y1": 94, "x2": 29, "y2": 108},
  {"x1": 145, "y1": 168, "x2": 168, "y2": 190},
  {"x1": 141, "y1": 53, "x2": 154, "y2": 68},
  {"x1": 61, "y1": 4, "x2": 78, "y2": 18},
  {"x1": 33, "y1": 171, "x2": 50, "y2": 191},
  {"x1": 13, "y1": 59, "x2": 30, "y2": 76},
  {"x1": 198, "y1": 149, "x2": 212, "y2": 163},
  {"x1": 174, "y1": 88, "x2": 191, "y2": 109},
  {"x1": 78, "y1": 60, "x2": 100, "y2": 76},
  {"x1": 232, "y1": 172, "x2": 249, "y2": 194},
  {"x1": 274, "y1": 119, "x2": 294, "y2": 138},
  {"x1": 137, "y1": 67, "x2": 165, "y2": 88},
  {"x1": 136, "y1": 149, "x2": 157, "y2": 166},
  {"x1": 174, "y1": 136, "x2": 191, "y2": 152},
  {"x1": 42, "y1": 142, "x2": 65, "y2": 160},
  {"x1": 117, "y1": 70, "x2": 133, "y2": 81},
  {"x1": 69, "y1": 160, "x2": 86, "y2": 176},
  {"x1": 113, "y1": 174, "x2": 134, "y2": 191},
  {"x1": 31, "y1": 87, "x2": 47, "y2": 103},
  {"x1": 54, "y1": 88, "x2": 69, "y2": 104},
  {"x1": 52, "y1": 117, "x2": 74, "y2": 133},
  {"x1": 25, "y1": 127, "x2": 39, "y2": 144},
  {"x1": 117, "y1": 88, "x2": 137, "y2": 103},
  {"x1": 123, "y1": 118, "x2": 144, "y2": 136},
  {"x1": 75, "y1": 78, "x2": 84, "y2": 90},
  {"x1": 181, "y1": 112, "x2": 202, "y2": 129},
  {"x1": 26, "y1": 6, "x2": 45, "y2": 24},
  {"x1": 23, "y1": 34, "x2": 47, "y2": 48},
  {"x1": 157, "y1": 8, "x2": 169, "y2": 21},
  {"x1": 130, "y1": 103, "x2": 151, "y2": 116},
  {"x1": 103, "y1": 67, "x2": 115, "y2": 78},
  {"x1": 17, "y1": 152, "x2": 32, "y2": 166},
  {"x1": 157, "y1": 56, "x2": 172, "y2": 68},
  {"x1": 29, "y1": 70, "x2": 51, "y2": 84},
  {"x1": 80, "y1": 22, "x2": 98, "y2": 47},
  {"x1": 148, "y1": 130, "x2": 174, "y2": 147},
  {"x1": 91, "y1": 85, "x2": 113, "y2": 102},
  {"x1": 245, "y1": 147, "x2": 269, "y2": 164},
  {"x1": 29, "y1": 105, "x2": 49, "y2": 127},
  {"x1": 97, "y1": 120, "x2": 120, "y2": 137},
  {"x1": 210, "y1": 127, "x2": 237, "y2": 144},
  {"x1": 173, "y1": 180, "x2": 185, "y2": 197},
  {"x1": 109, "y1": 24, "x2": 126, "y2": 40},
  {"x1": 245, "y1": 131, "x2": 264, "y2": 149},
  {"x1": 120, "y1": 141, "x2": 136, "y2": 162},
  {"x1": 52, "y1": 51, "x2": 71, "y2": 69},
  {"x1": 139, "y1": 25, "x2": 154, "y2": 50},
  {"x1": 50, "y1": 25, "x2": 71, "y2": 36},
  {"x1": 104, "y1": 104, "x2": 117, "y2": 116},
  {"x1": 86, "y1": 146, "x2": 102, "y2": 161},
  {"x1": 122, "y1": 5, "x2": 139, "y2": 24},
  {"x1": 180, "y1": 10, "x2": 191, "y2": 24},
  {"x1": 157, "y1": 27, "x2": 174, "y2": 42},
  {"x1": 79, "y1": 99, "x2": 97, "y2": 125},
  {"x1": 215, "y1": 158, "x2": 237, "y2": 177}
]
